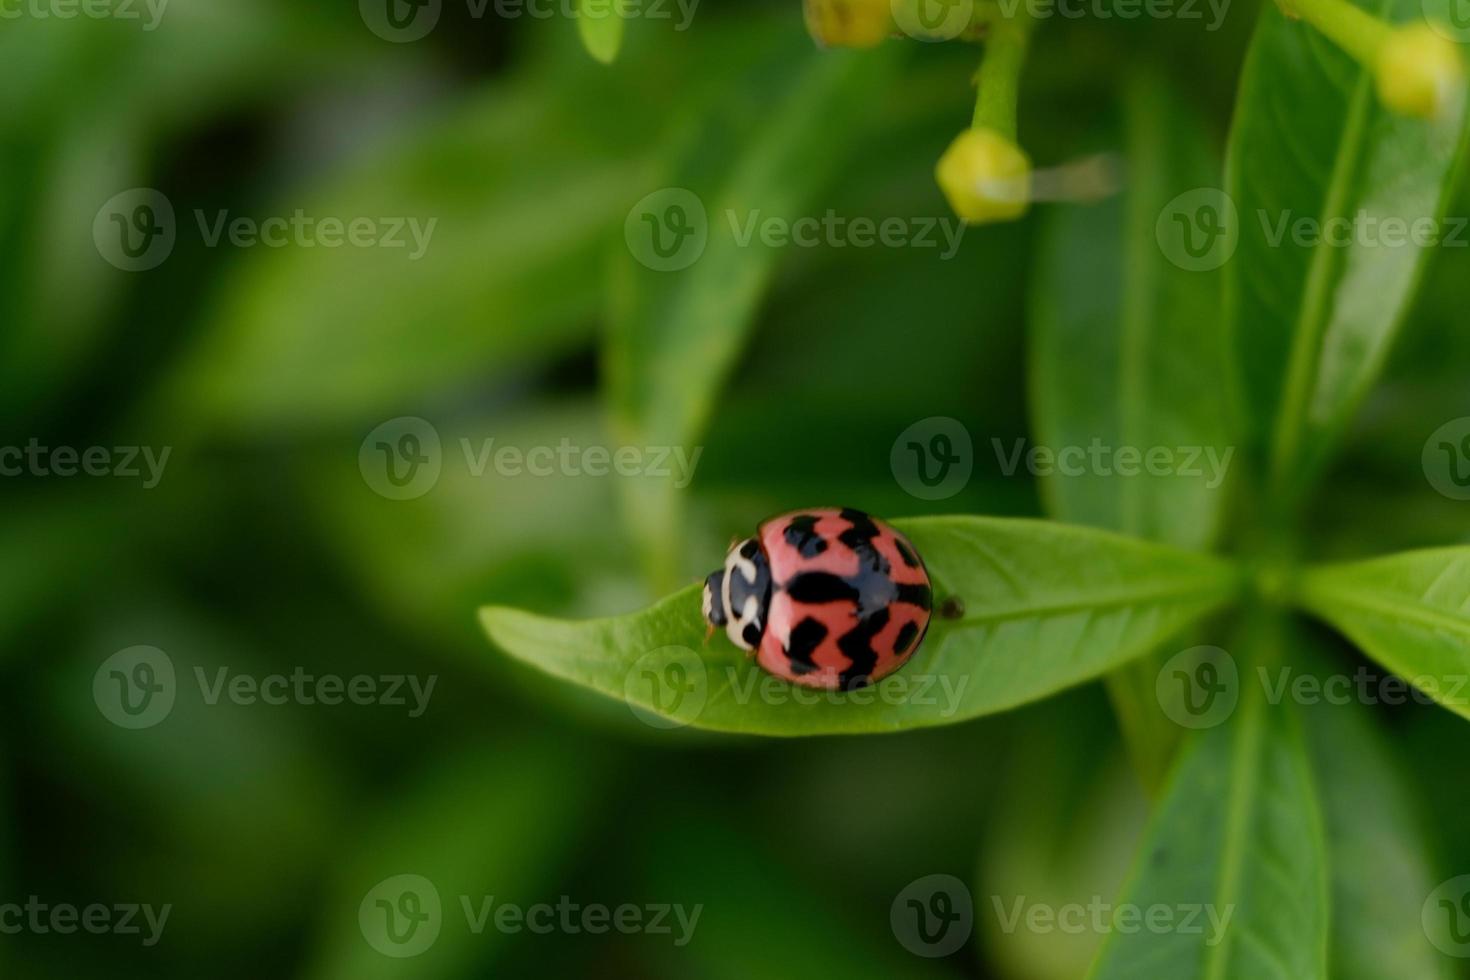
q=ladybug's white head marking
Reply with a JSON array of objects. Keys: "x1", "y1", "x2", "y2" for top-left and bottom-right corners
[{"x1": 703, "y1": 537, "x2": 771, "y2": 653}]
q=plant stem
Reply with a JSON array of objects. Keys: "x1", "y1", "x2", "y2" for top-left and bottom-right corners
[
  {"x1": 1281, "y1": 0, "x2": 1392, "y2": 64},
  {"x1": 971, "y1": 16, "x2": 1033, "y2": 140}
]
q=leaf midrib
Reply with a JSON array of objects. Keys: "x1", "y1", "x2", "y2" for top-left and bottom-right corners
[
  {"x1": 1203, "y1": 692, "x2": 1265, "y2": 980},
  {"x1": 942, "y1": 579, "x2": 1233, "y2": 632},
  {"x1": 1299, "y1": 580, "x2": 1470, "y2": 640}
]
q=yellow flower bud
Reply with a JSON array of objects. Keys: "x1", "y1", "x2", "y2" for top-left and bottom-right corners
[
  {"x1": 1376, "y1": 23, "x2": 1466, "y2": 119},
  {"x1": 803, "y1": 0, "x2": 893, "y2": 49},
  {"x1": 935, "y1": 128, "x2": 1033, "y2": 224}
]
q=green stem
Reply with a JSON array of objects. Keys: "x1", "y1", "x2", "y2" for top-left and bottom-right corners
[
  {"x1": 1282, "y1": 0, "x2": 1392, "y2": 65},
  {"x1": 971, "y1": 16, "x2": 1033, "y2": 140}
]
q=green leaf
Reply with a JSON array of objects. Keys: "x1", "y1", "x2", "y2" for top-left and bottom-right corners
[
  {"x1": 1086, "y1": 641, "x2": 1329, "y2": 979},
  {"x1": 641, "y1": 815, "x2": 952, "y2": 979},
  {"x1": 1031, "y1": 75, "x2": 1234, "y2": 789},
  {"x1": 481, "y1": 517, "x2": 1239, "y2": 735},
  {"x1": 307, "y1": 737, "x2": 606, "y2": 980},
  {"x1": 980, "y1": 697, "x2": 1146, "y2": 979},
  {"x1": 577, "y1": 0, "x2": 626, "y2": 64},
  {"x1": 1297, "y1": 649, "x2": 1451, "y2": 980},
  {"x1": 607, "y1": 40, "x2": 899, "y2": 589},
  {"x1": 158, "y1": 21, "x2": 798, "y2": 435},
  {"x1": 1225, "y1": 0, "x2": 1469, "y2": 507},
  {"x1": 165, "y1": 79, "x2": 650, "y2": 435},
  {"x1": 1297, "y1": 547, "x2": 1470, "y2": 719}
]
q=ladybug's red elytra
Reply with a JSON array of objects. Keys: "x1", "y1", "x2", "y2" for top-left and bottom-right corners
[{"x1": 701, "y1": 508, "x2": 933, "y2": 691}]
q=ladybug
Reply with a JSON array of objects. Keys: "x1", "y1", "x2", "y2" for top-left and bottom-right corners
[{"x1": 701, "y1": 508, "x2": 933, "y2": 691}]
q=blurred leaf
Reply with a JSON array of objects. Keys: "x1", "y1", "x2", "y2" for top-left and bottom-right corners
[
  {"x1": 1033, "y1": 78, "x2": 1231, "y2": 550},
  {"x1": 577, "y1": 0, "x2": 626, "y2": 64},
  {"x1": 481, "y1": 517, "x2": 1239, "y2": 735},
  {"x1": 308, "y1": 402, "x2": 634, "y2": 645},
  {"x1": 1297, "y1": 645, "x2": 1451, "y2": 980},
  {"x1": 46, "y1": 602, "x2": 342, "y2": 933},
  {"x1": 308, "y1": 737, "x2": 606, "y2": 980},
  {"x1": 641, "y1": 813, "x2": 956, "y2": 980},
  {"x1": 161, "y1": 17, "x2": 803, "y2": 435},
  {"x1": 1297, "y1": 547, "x2": 1470, "y2": 719},
  {"x1": 980, "y1": 698, "x2": 1145, "y2": 980},
  {"x1": 1225, "y1": 0, "x2": 1468, "y2": 510},
  {"x1": 1087, "y1": 642, "x2": 1329, "y2": 979},
  {"x1": 1031, "y1": 75, "x2": 1232, "y2": 790},
  {"x1": 607, "y1": 40, "x2": 900, "y2": 589},
  {"x1": 167, "y1": 82, "x2": 650, "y2": 435},
  {"x1": 0, "y1": 0, "x2": 361, "y2": 420}
]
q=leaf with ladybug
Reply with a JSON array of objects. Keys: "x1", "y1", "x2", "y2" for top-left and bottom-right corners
[{"x1": 480, "y1": 516, "x2": 1240, "y2": 735}]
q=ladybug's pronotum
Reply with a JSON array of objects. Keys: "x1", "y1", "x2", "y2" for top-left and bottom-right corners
[{"x1": 701, "y1": 508, "x2": 933, "y2": 691}]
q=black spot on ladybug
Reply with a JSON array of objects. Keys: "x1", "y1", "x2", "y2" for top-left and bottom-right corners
[
  {"x1": 837, "y1": 509, "x2": 891, "y2": 577},
  {"x1": 897, "y1": 583, "x2": 933, "y2": 612},
  {"x1": 895, "y1": 538, "x2": 921, "y2": 569},
  {"x1": 742, "y1": 623, "x2": 763, "y2": 649},
  {"x1": 784, "y1": 515, "x2": 828, "y2": 558},
  {"x1": 895, "y1": 622, "x2": 918, "y2": 655},
  {"x1": 786, "y1": 618, "x2": 827, "y2": 675},
  {"x1": 739, "y1": 539, "x2": 761, "y2": 560},
  {"x1": 785, "y1": 572, "x2": 860, "y2": 605},
  {"x1": 837, "y1": 606, "x2": 887, "y2": 689}
]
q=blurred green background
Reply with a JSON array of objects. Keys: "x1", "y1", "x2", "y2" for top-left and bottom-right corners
[{"x1": 4, "y1": 0, "x2": 1470, "y2": 976}]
